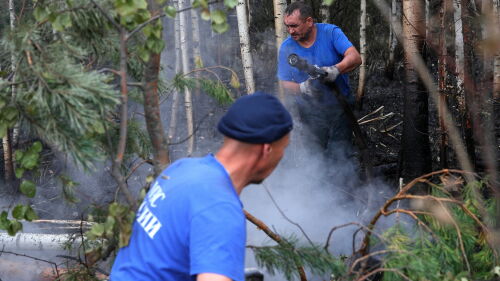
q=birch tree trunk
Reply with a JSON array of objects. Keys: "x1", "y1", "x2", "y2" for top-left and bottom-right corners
[
  {"x1": 168, "y1": 1, "x2": 181, "y2": 143},
  {"x1": 454, "y1": 0, "x2": 465, "y2": 91},
  {"x1": 179, "y1": 0, "x2": 194, "y2": 155},
  {"x1": 3, "y1": 0, "x2": 16, "y2": 182},
  {"x1": 386, "y1": 0, "x2": 401, "y2": 78},
  {"x1": 273, "y1": 0, "x2": 287, "y2": 101},
  {"x1": 401, "y1": 0, "x2": 431, "y2": 191},
  {"x1": 143, "y1": 0, "x2": 170, "y2": 174},
  {"x1": 191, "y1": 5, "x2": 202, "y2": 98},
  {"x1": 356, "y1": 0, "x2": 367, "y2": 108},
  {"x1": 236, "y1": 0, "x2": 255, "y2": 94},
  {"x1": 319, "y1": 2, "x2": 330, "y2": 22},
  {"x1": 494, "y1": 0, "x2": 500, "y2": 99}
]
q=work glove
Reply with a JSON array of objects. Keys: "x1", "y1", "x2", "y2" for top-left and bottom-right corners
[
  {"x1": 299, "y1": 79, "x2": 321, "y2": 98},
  {"x1": 321, "y1": 65, "x2": 340, "y2": 82},
  {"x1": 299, "y1": 79, "x2": 315, "y2": 97}
]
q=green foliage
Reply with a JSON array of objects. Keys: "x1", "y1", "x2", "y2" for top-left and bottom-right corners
[
  {"x1": 251, "y1": 237, "x2": 346, "y2": 281},
  {"x1": 12, "y1": 204, "x2": 38, "y2": 221},
  {"x1": 85, "y1": 202, "x2": 136, "y2": 260},
  {"x1": 139, "y1": 18, "x2": 165, "y2": 61},
  {"x1": 113, "y1": 0, "x2": 150, "y2": 29},
  {"x1": 0, "y1": 96, "x2": 18, "y2": 138},
  {"x1": 59, "y1": 174, "x2": 81, "y2": 204},
  {"x1": 1, "y1": 22, "x2": 121, "y2": 169},
  {"x1": 211, "y1": 10, "x2": 229, "y2": 34},
  {"x1": 163, "y1": 5, "x2": 177, "y2": 18},
  {"x1": 20, "y1": 180, "x2": 36, "y2": 198},
  {"x1": 376, "y1": 181, "x2": 497, "y2": 281},
  {"x1": 98, "y1": 117, "x2": 153, "y2": 163},
  {"x1": 224, "y1": 0, "x2": 238, "y2": 9},
  {"x1": 172, "y1": 73, "x2": 234, "y2": 106}
]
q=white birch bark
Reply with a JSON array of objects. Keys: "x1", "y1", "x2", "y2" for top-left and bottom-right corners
[
  {"x1": 388, "y1": 0, "x2": 401, "y2": 74},
  {"x1": 320, "y1": 3, "x2": 330, "y2": 23},
  {"x1": 494, "y1": 0, "x2": 500, "y2": 98},
  {"x1": 273, "y1": 0, "x2": 287, "y2": 101},
  {"x1": 191, "y1": 7, "x2": 202, "y2": 68},
  {"x1": 3, "y1": 0, "x2": 16, "y2": 181},
  {"x1": 236, "y1": 0, "x2": 255, "y2": 93},
  {"x1": 453, "y1": 0, "x2": 465, "y2": 92},
  {"x1": 357, "y1": 0, "x2": 367, "y2": 104},
  {"x1": 179, "y1": 0, "x2": 194, "y2": 155},
  {"x1": 273, "y1": 0, "x2": 287, "y2": 50},
  {"x1": 168, "y1": 1, "x2": 181, "y2": 142}
]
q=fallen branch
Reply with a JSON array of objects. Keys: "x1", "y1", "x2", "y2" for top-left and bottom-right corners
[
  {"x1": 358, "y1": 112, "x2": 395, "y2": 125},
  {"x1": 244, "y1": 210, "x2": 307, "y2": 281},
  {"x1": 357, "y1": 106, "x2": 384, "y2": 122}
]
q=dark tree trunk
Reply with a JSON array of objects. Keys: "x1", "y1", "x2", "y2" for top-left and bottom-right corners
[
  {"x1": 438, "y1": 0, "x2": 450, "y2": 169},
  {"x1": 144, "y1": 0, "x2": 170, "y2": 175},
  {"x1": 460, "y1": 0, "x2": 477, "y2": 168},
  {"x1": 400, "y1": 0, "x2": 431, "y2": 193}
]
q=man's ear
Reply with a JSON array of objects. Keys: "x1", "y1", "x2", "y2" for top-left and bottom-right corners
[{"x1": 261, "y1": 143, "x2": 272, "y2": 159}]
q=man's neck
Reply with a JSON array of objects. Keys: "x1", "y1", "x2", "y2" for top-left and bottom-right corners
[
  {"x1": 214, "y1": 145, "x2": 260, "y2": 195},
  {"x1": 298, "y1": 24, "x2": 317, "y2": 48}
]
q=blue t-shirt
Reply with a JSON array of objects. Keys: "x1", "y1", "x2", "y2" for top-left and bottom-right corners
[
  {"x1": 278, "y1": 23, "x2": 354, "y2": 106},
  {"x1": 110, "y1": 154, "x2": 245, "y2": 281}
]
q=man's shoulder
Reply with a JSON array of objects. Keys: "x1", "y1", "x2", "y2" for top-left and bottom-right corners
[
  {"x1": 280, "y1": 36, "x2": 295, "y2": 48},
  {"x1": 316, "y1": 23, "x2": 340, "y2": 33}
]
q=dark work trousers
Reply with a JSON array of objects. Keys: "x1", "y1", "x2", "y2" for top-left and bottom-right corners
[{"x1": 296, "y1": 96, "x2": 355, "y2": 164}]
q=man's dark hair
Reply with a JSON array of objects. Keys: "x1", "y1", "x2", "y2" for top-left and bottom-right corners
[{"x1": 285, "y1": 1, "x2": 314, "y2": 20}]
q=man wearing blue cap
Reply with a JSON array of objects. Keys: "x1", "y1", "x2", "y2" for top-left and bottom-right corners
[{"x1": 110, "y1": 92, "x2": 293, "y2": 281}]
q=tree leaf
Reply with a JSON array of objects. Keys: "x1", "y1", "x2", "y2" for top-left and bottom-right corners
[
  {"x1": 138, "y1": 48, "x2": 150, "y2": 62},
  {"x1": 21, "y1": 151, "x2": 39, "y2": 170},
  {"x1": 15, "y1": 168, "x2": 25, "y2": 179},
  {"x1": 12, "y1": 205, "x2": 27, "y2": 220},
  {"x1": 192, "y1": 0, "x2": 208, "y2": 8},
  {"x1": 52, "y1": 13, "x2": 72, "y2": 32},
  {"x1": 200, "y1": 9, "x2": 211, "y2": 21},
  {"x1": 211, "y1": 10, "x2": 226, "y2": 25},
  {"x1": 3, "y1": 107, "x2": 18, "y2": 122},
  {"x1": 14, "y1": 150, "x2": 24, "y2": 162},
  {"x1": 0, "y1": 211, "x2": 9, "y2": 230},
  {"x1": 230, "y1": 73, "x2": 240, "y2": 89},
  {"x1": 212, "y1": 22, "x2": 229, "y2": 34},
  {"x1": 24, "y1": 206, "x2": 38, "y2": 221},
  {"x1": 90, "y1": 223, "x2": 105, "y2": 236},
  {"x1": 31, "y1": 141, "x2": 43, "y2": 153},
  {"x1": 194, "y1": 56, "x2": 204, "y2": 68},
  {"x1": 20, "y1": 180, "x2": 36, "y2": 198},
  {"x1": 8, "y1": 220, "x2": 22, "y2": 236},
  {"x1": 33, "y1": 6, "x2": 50, "y2": 22},
  {"x1": 164, "y1": 6, "x2": 176, "y2": 18},
  {"x1": 224, "y1": 0, "x2": 238, "y2": 9},
  {"x1": 0, "y1": 97, "x2": 6, "y2": 109},
  {"x1": 323, "y1": 0, "x2": 335, "y2": 5},
  {"x1": 0, "y1": 123, "x2": 7, "y2": 139}
]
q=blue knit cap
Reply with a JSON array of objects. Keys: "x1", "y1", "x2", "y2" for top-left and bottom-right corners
[{"x1": 218, "y1": 92, "x2": 293, "y2": 144}]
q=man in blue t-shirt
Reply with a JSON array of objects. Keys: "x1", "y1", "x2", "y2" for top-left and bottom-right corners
[
  {"x1": 110, "y1": 92, "x2": 293, "y2": 281},
  {"x1": 277, "y1": 2, "x2": 361, "y2": 161}
]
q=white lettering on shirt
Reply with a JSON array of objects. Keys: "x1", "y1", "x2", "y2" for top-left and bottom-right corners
[
  {"x1": 136, "y1": 202, "x2": 162, "y2": 239},
  {"x1": 148, "y1": 181, "x2": 166, "y2": 208}
]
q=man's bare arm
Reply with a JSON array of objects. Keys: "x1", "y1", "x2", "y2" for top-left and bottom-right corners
[
  {"x1": 280, "y1": 80, "x2": 300, "y2": 94},
  {"x1": 334, "y1": 46, "x2": 362, "y2": 74},
  {"x1": 197, "y1": 273, "x2": 232, "y2": 281}
]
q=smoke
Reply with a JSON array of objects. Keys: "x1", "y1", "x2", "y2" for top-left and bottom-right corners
[{"x1": 239, "y1": 114, "x2": 401, "y2": 280}]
